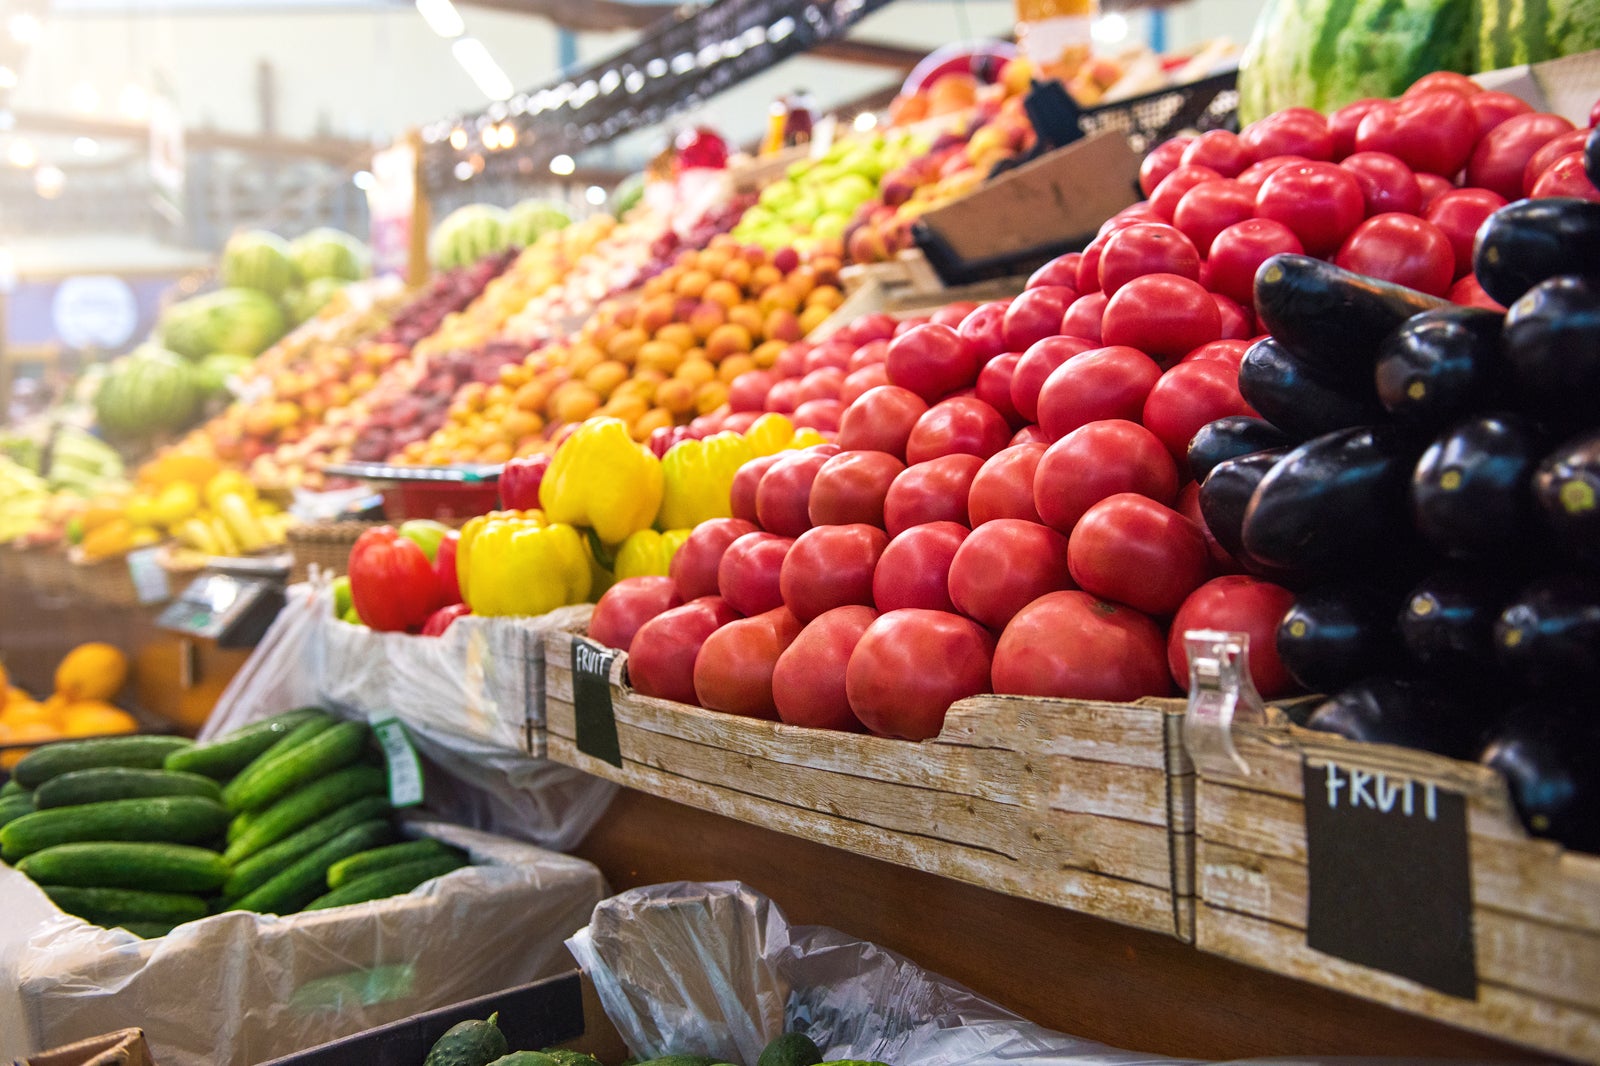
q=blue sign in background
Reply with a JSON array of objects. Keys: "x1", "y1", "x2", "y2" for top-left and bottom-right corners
[{"x1": 5, "y1": 275, "x2": 179, "y2": 351}]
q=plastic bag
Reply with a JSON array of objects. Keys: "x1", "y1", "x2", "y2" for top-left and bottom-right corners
[
  {"x1": 199, "y1": 579, "x2": 326, "y2": 741},
  {"x1": 570, "y1": 883, "x2": 1494, "y2": 1066},
  {"x1": 0, "y1": 821, "x2": 607, "y2": 1066}
]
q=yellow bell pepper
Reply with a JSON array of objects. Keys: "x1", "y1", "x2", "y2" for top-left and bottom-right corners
[
  {"x1": 458, "y1": 511, "x2": 592, "y2": 617},
  {"x1": 743, "y1": 413, "x2": 796, "y2": 457},
  {"x1": 613, "y1": 528, "x2": 691, "y2": 579},
  {"x1": 539, "y1": 418, "x2": 663, "y2": 544},
  {"x1": 150, "y1": 481, "x2": 200, "y2": 527},
  {"x1": 123, "y1": 493, "x2": 163, "y2": 528},
  {"x1": 657, "y1": 432, "x2": 753, "y2": 530},
  {"x1": 791, "y1": 427, "x2": 828, "y2": 449}
]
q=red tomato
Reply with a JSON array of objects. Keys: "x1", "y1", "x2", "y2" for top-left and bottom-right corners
[
  {"x1": 1328, "y1": 98, "x2": 1386, "y2": 159},
  {"x1": 1237, "y1": 154, "x2": 1310, "y2": 191},
  {"x1": 1179, "y1": 130, "x2": 1255, "y2": 178},
  {"x1": 1139, "y1": 136, "x2": 1193, "y2": 197},
  {"x1": 804, "y1": 341, "x2": 853, "y2": 374},
  {"x1": 883, "y1": 453, "x2": 984, "y2": 535},
  {"x1": 836, "y1": 385, "x2": 928, "y2": 459},
  {"x1": 588, "y1": 576, "x2": 683, "y2": 652},
  {"x1": 948, "y1": 519, "x2": 1075, "y2": 630},
  {"x1": 1404, "y1": 71, "x2": 1480, "y2": 97},
  {"x1": 847, "y1": 338, "x2": 890, "y2": 372},
  {"x1": 840, "y1": 363, "x2": 891, "y2": 406},
  {"x1": 1414, "y1": 171, "x2": 1454, "y2": 210},
  {"x1": 771, "y1": 605, "x2": 876, "y2": 730},
  {"x1": 1099, "y1": 207, "x2": 1158, "y2": 238},
  {"x1": 1448, "y1": 273, "x2": 1506, "y2": 311},
  {"x1": 1522, "y1": 129, "x2": 1591, "y2": 194},
  {"x1": 929, "y1": 301, "x2": 979, "y2": 328},
  {"x1": 895, "y1": 316, "x2": 930, "y2": 334},
  {"x1": 1098, "y1": 223, "x2": 1202, "y2": 294},
  {"x1": 905, "y1": 397, "x2": 1012, "y2": 465},
  {"x1": 1531, "y1": 152, "x2": 1600, "y2": 200},
  {"x1": 671, "y1": 517, "x2": 761, "y2": 600},
  {"x1": 348, "y1": 529, "x2": 442, "y2": 632},
  {"x1": 1033, "y1": 419, "x2": 1179, "y2": 534},
  {"x1": 1182, "y1": 339, "x2": 1251, "y2": 371},
  {"x1": 793, "y1": 399, "x2": 841, "y2": 432},
  {"x1": 755, "y1": 445, "x2": 838, "y2": 537},
  {"x1": 1334, "y1": 213, "x2": 1455, "y2": 297},
  {"x1": 1149, "y1": 165, "x2": 1224, "y2": 220},
  {"x1": 991, "y1": 590, "x2": 1172, "y2": 700},
  {"x1": 1067, "y1": 493, "x2": 1211, "y2": 616},
  {"x1": 1002, "y1": 286, "x2": 1077, "y2": 351},
  {"x1": 1176, "y1": 479, "x2": 1237, "y2": 572},
  {"x1": 692, "y1": 606, "x2": 803, "y2": 717},
  {"x1": 764, "y1": 378, "x2": 801, "y2": 413},
  {"x1": 1240, "y1": 109, "x2": 1333, "y2": 162},
  {"x1": 1255, "y1": 162, "x2": 1366, "y2": 256},
  {"x1": 1012, "y1": 424, "x2": 1049, "y2": 445},
  {"x1": 1467, "y1": 112, "x2": 1577, "y2": 198},
  {"x1": 1425, "y1": 188, "x2": 1508, "y2": 278},
  {"x1": 975, "y1": 351, "x2": 1024, "y2": 427},
  {"x1": 1036, "y1": 344, "x2": 1163, "y2": 440},
  {"x1": 1357, "y1": 92, "x2": 1477, "y2": 176},
  {"x1": 1059, "y1": 292, "x2": 1108, "y2": 344},
  {"x1": 1467, "y1": 90, "x2": 1536, "y2": 140},
  {"x1": 808, "y1": 450, "x2": 905, "y2": 528},
  {"x1": 629, "y1": 596, "x2": 741, "y2": 704},
  {"x1": 774, "y1": 344, "x2": 809, "y2": 379},
  {"x1": 729, "y1": 369, "x2": 779, "y2": 412},
  {"x1": 1339, "y1": 151, "x2": 1422, "y2": 216},
  {"x1": 1076, "y1": 233, "x2": 1111, "y2": 293},
  {"x1": 847, "y1": 313, "x2": 899, "y2": 344},
  {"x1": 1029, "y1": 252, "x2": 1084, "y2": 289},
  {"x1": 1212, "y1": 294, "x2": 1255, "y2": 340},
  {"x1": 730, "y1": 456, "x2": 782, "y2": 525},
  {"x1": 1166, "y1": 575, "x2": 1298, "y2": 697},
  {"x1": 717, "y1": 532, "x2": 794, "y2": 616},
  {"x1": 1172, "y1": 180, "x2": 1257, "y2": 256},
  {"x1": 779, "y1": 523, "x2": 889, "y2": 622},
  {"x1": 1204, "y1": 218, "x2": 1305, "y2": 309},
  {"x1": 968, "y1": 443, "x2": 1046, "y2": 525},
  {"x1": 1142, "y1": 359, "x2": 1258, "y2": 466},
  {"x1": 1101, "y1": 274, "x2": 1222, "y2": 362},
  {"x1": 886, "y1": 322, "x2": 981, "y2": 402},
  {"x1": 873, "y1": 521, "x2": 968, "y2": 612},
  {"x1": 845, "y1": 609, "x2": 995, "y2": 739},
  {"x1": 957, "y1": 301, "x2": 1013, "y2": 360}
]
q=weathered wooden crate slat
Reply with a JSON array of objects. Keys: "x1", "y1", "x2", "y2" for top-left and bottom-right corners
[
  {"x1": 1193, "y1": 719, "x2": 1600, "y2": 1061},
  {"x1": 544, "y1": 629, "x2": 1195, "y2": 939}
]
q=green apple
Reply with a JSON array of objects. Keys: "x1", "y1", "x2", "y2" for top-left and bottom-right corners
[{"x1": 811, "y1": 212, "x2": 850, "y2": 240}]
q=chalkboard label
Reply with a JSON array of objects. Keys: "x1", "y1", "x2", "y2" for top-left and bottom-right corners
[
  {"x1": 1303, "y1": 758, "x2": 1477, "y2": 998},
  {"x1": 571, "y1": 637, "x2": 622, "y2": 768}
]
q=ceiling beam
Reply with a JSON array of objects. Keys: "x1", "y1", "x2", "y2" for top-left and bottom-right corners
[
  {"x1": 808, "y1": 38, "x2": 926, "y2": 69},
  {"x1": 7, "y1": 111, "x2": 372, "y2": 166}
]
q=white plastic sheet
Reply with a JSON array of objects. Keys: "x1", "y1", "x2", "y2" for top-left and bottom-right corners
[
  {"x1": 1, "y1": 821, "x2": 607, "y2": 1066},
  {"x1": 568, "y1": 883, "x2": 1507, "y2": 1066}
]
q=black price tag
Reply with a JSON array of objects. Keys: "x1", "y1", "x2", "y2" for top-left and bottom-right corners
[
  {"x1": 1302, "y1": 758, "x2": 1477, "y2": 998},
  {"x1": 571, "y1": 637, "x2": 622, "y2": 768}
]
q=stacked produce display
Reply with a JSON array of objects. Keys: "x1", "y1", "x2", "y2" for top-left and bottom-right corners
[{"x1": 0, "y1": 644, "x2": 136, "y2": 763}]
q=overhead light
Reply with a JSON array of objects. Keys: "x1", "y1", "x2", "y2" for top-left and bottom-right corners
[
  {"x1": 853, "y1": 111, "x2": 878, "y2": 132},
  {"x1": 449, "y1": 126, "x2": 468, "y2": 150},
  {"x1": 481, "y1": 124, "x2": 497, "y2": 149},
  {"x1": 549, "y1": 154, "x2": 575, "y2": 176},
  {"x1": 7, "y1": 139, "x2": 37, "y2": 168},
  {"x1": 451, "y1": 37, "x2": 514, "y2": 102},
  {"x1": 497, "y1": 122, "x2": 516, "y2": 148},
  {"x1": 70, "y1": 83, "x2": 98, "y2": 113},
  {"x1": 118, "y1": 84, "x2": 149, "y2": 120},
  {"x1": 1092, "y1": 12, "x2": 1129, "y2": 43},
  {"x1": 769, "y1": 17, "x2": 796, "y2": 41},
  {"x1": 0, "y1": 67, "x2": 16, "y2": 89},
  {"x1": 585, "y1": 185, "x2": 606, "y2": 205},
  {"x1": 352, "y1": 170, "x2": 375, "y2": 190},
  {"x1": 415, "y1": 0, "x2": 465, "y2": 39},
  {"x1": 8, "y1": 13, "x2": 41, "y2": 45},
  {"x1": 72, "y1": 137, "x2": 98, "y2": 157},
  {"x1": 34, "y1": 164, "x2": 63, "y2": 199},
  {"x1": 454, "y1": 160, "x2": 473, "y2": 181}
]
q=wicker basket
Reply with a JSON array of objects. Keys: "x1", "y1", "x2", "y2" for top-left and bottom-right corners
[
  {"x1": 288, "y1": 521, "x2": 382, "y2": 584},
  {"x1": 67, "y1": 556, "x2": 142, "y2": 610},
  {"x1": 15, "y1": 547, "x2": 78, "y2": 608}
]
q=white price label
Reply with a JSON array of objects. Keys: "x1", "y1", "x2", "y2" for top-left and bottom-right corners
[
  {"x1": 126, "y1": 547, "x2": 171, "y2": 605},
  {"x1": 371, "y1": 717, "x2": 424, "y2": 808}
]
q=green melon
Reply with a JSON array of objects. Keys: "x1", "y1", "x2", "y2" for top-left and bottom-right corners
[
  {"x1": 429, "y1": 204, "x2": 510, "y2": 270},
  {"x1": 195, "y1": 353, "x2": 254, "y2": 397},
  {"x1": 610, "y1": 173, "x2": 646, "y2": 220},
  {"x1": 221, "y1": 230, "x2": 299, "y2": 298},
  {"x1": 284, "y1": 278, "x2": 348, "y2": 326},
  {"x1": 506, "y1": 199, "x2": 572, "y2": 248},
  {"x1": 95, "y1": 347, "x2": 202, "y2": 437},
  {"x1": 1475, "y1": 0, "x2": 1600, "y2": 70},
  {"x1": 159, "y1": 288, "x2": 287, "y2": 360},
  {"x1": 289, "y1": 228, "x2": 369, "y2": 283}
]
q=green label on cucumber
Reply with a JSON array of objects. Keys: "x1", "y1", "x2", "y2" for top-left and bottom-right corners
[{"x1": 371, "y1": 718, "x2": 423, "y2": 808}]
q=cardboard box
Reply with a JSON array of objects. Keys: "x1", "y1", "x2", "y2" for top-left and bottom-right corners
[{"x1": 21, "y1": 1030, "x2": 157, "y2": 1066}]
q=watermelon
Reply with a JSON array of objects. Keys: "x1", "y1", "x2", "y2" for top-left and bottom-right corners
[
  {"x1": 506, "y1": 199, "x2": 572, "y2": 248},
  {"x1": 289, "y1": 228, "x2": 369, "y2": 282},
  {"x1": 95, "y1": 347, "x2": 202, "y2": 438},
  {"x1": 284, "y1": 278, "x2": 348, "y2": 326},
  {"x1": 429, "y1": 204, "x2": 510, "y2": 269},
  {"x1": 196, "y1": 353, "x2": 254, "y2": 397},
  {"x1": 1237, "y1": 0, "x2": 1477, "y2": 122},
  {"x1": 610, "y1": 172, "x2": 646, "y2": 220},
  {"x1": 221, "y1": 230, "x2": 299, "y2": 297},
  {"x1": 159, "y1": 288, "x2": 287, "y2": 360},
  {"x1": 1475, "y1": 0, "x2": 1600, "y2": 70}
]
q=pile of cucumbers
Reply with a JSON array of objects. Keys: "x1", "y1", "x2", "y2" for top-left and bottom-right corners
[
  {"x1": 0, "y1": 708, "x2": 468, "y2": 937},
  {"x1": 422, "y1": 1017, "x2": 888, "y2": 1066}
]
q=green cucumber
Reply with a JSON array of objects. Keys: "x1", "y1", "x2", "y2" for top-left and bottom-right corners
[
  {"x1": 226, "y1": 819, "x2": 394, "y2": 915},
  {"x1": 0, "y1": 793, "x2": 35, "y2": 828},
  {"x1": 487, "y1": 1055, "x2": 560, "y2": 1066},
  {"x1": 227, "y1": 811, "x2": 256, "y2": 844},
  {"x1": 18, "y1": 842, "x2": 228, "y2": 892},
  {"x1": 13, "y1": 736, "x2": 194, "y2": 789},
  {"x1": 1, "y1": 779, "x2": 27, "y2": 797},
  {"x1": 222, "y1": 717, "x2": 358, "y2": 813},
  {"x1": 35, "y1": 767, "x2": 223, "y2": 809},
  {"x1": 223, "y1": 764, "x2": 389, "y2": 864},
  {"x1": 326, "y1": 838, "x2": 462, "y2": 889},
  {"x1": 220, "y1": 795, "x2": 392, "y2": 901},
  {"x1": 0, "y1": 796, "x2": 230, "y2": 861},
  {"x1": 539, "y1": 1053, "x2": 602, "y2": 1066},
  {"x1": 164, "y1": 708, "x2": 323, "y2": 781},
  {"x1": 118, "y1": 921, "x2": 176, "y2": 939},
  {"x1": 425, "y1": 1013, "x2": 507, "y2": 1066},
  {"x1": 43, "y1": 884, "x2": 208, "y2": 927},
  {"x1": 306, "y1": 853, "x2": 466, "y2": 910}
]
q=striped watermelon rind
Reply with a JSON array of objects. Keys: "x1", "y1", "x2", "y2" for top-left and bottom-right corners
[
  {"x1": 506, "y1": 199, "x2": 572, "y2": 248},
  {"x1": 159, "y1": 288, "x2": 287, "y2": 360},
  {"x1": 289, "y1": 228, "x2": 369, "y2": 283},
  {"x1": 429, "y1": 204, "x2": 510, "y2": 269},
  {"x1": 1475, "y1": 0, "x2": 1600, "y2": 70},
  {"x1": 95, "y1": 347, "x2": 202, "y2": 438},
  {"x1": 221, "y1": 231, "x2": 300, "y2": 298}
]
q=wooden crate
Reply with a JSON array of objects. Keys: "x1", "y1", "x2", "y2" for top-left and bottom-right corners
[
  {"x1": 1193, "y1": 719, "x2": 1600, "y2": 1062},
  {"x1": 544, "y1": 629, "x2": 1195, "y2": 939}
]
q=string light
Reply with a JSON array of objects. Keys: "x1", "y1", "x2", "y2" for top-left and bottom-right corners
[
  {"x1": 449, "y1": 127, "x2": 469, "y2": 150},
  {"x1": 549, "y1": 154, "x2": 575, "y2": 176},
  {"x1": 585, "y1": 185, "x2": 607, "y2": 205},
  {"x1": 7, "y1": 139, "x2": 37, "y2": 168}
]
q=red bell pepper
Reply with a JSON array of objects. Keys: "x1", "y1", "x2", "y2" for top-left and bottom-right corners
[
  {"x1": 421, "y1": 602, "x2": 472, "y2": 636},
  {"x1": 348, "y1": 526, "x2": 445, "y2": 632},
  {"x1": 434, "y1": 531, "x2": 462, "y2": 605},
  {"x1": 499, "y1": 453, "x2": 552, "y2": 511}
]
